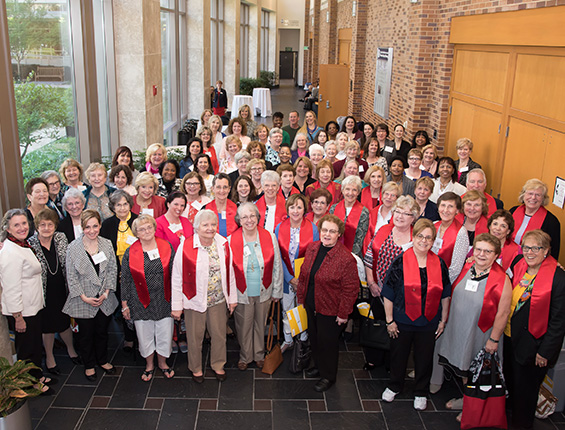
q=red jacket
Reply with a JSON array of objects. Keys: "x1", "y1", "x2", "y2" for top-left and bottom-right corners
[{"x1": 297, "y1": 241, "x2": 359, "y2": 320}]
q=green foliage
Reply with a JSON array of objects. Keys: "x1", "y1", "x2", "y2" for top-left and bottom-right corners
[
  {"x1": 259, "y1": 70, "x2": 278, "y2": 88},
  {"x1": 239, "y1": 70, "x2": 278, "y2": 95},
  {"x1": 21, "y1": 137, "x2": 76, "y2": 182},
  {"x1": 101, "y1": 147, "x2": 186, "y2": 172},
  {"x1": 0, "y1": 357, "x2": 43, "y2": 417}
]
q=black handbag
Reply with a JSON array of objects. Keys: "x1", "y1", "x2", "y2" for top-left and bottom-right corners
[
  {"x1": 288, "y1": 337, "x2": 312, "y2": 374},
  {"x1": 358, "y1": 297, "x2": 390, "y2": 350}
]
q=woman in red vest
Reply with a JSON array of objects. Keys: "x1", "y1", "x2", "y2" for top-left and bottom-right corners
[
  {"x1": 487, "y1": 209, "x2": 521, "y2": 273},
  {"x1": 360, "y1": 165, "x2": 387, "y2": 211},
  {"x1": 229, "y1": 202, "x2": 283, "y2": 370},
  {"x1": 510, "y1": 179, "x2": 561, "y2": 260},
  {"x1": 504, "y1": 230, "x2": 565, "y2": 429},
  {"x1": 436, "y1": 233, "x2": 512, "y2": 422},
  {"x1": 381, "y1": 219, "x2": 451, "y2": 411},
  {"x1": 171, "y1": 210, "x2": 237, "y2": 383},
  {"x1": 120, "y1": 215, "x2": 176, "y2": 382}
]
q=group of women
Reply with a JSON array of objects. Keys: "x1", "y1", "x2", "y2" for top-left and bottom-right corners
[{"x1": 0, "y1": 108, "x2": 563, "y2": 429}]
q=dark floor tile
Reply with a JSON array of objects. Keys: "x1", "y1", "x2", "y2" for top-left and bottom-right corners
[
  {"x1": 145, "y1": 398, "x2": 163, "y2": 409},
  {"x1": 29, "y1": 392, "x2": 55, "y2": 420},
  {"x1": 273, "y1": 400, "x2": 309, "y2": 430},
  {"x1": 199, "y1": 399, "x2": 217, "y2": 410},
  {"x1": 254, "y1": 400, "x2": 271, "y2": 411},
  {"x1": 196, "y1": 411, "x2": 272, "y2": 430},
  {"x1": 218, "y1": 368, "x2": 253, "y2": 410},
  {"x1": 419, "y1": 411, "x2": 461, "y2": 430},
  {"x1": 109, "y1": 367, "x2": 150, "y2": 408},
  {"x1": 94, "y1": 376, "x2": 118, "y2": 396},
  {"x1": 255, "y1": 379, "x2": 324, "y2": 399},
  {"x1": 356, "y1": 379, "x2": 387, "y2": 400},
  {"x1": 551, "y1": 412, "x2": 565, "y2": 423},
  {"x1": 325, "y1": 370, "x2": 362, "y2": 411},
  {"x1": 53, "y1": 385, "x2": 95, "y2": 408},
  {"x1": 368, "y1": 365, "x2": 390, "y2": 380},
  {"x1": 254, "y1": 368, "x2": 271, "y2": 378},
  {"x1": 338, "y1": 351, "x2": 366, "y2": 369},
  {"x1": 225, "y1": 350, "x2": 242, "y2": 369},
  {"x1": 111, "y1": 345, "x2": 145, "y2": 367},
  {"x1": 44, "y1": 355, "x2": 76, "y2": 375},
  {"x1": 269, "y1": 350, "x2": 309, "y2": 379},
  {"x1": 354, "y1": 369, "x2": 371, "y2": 379},
  {"x1": 308, "y1": 400, "x2": 326, "y2": 411},
  {"x1": 91, "y1": 396, "x2": 110, "y2": 408},
  {"x1": 380, "y1": 401, "x2": 424, "y2": 430},
  {"x1": 428, "y1": 377, "x2": 464, "y2": 411},
  {"x1": 310, "y1": 412, "x2": 384, "y2": 430},
  {"x1": 362, "y1": 400, "x2": 381, "y2": 412},
  {"x1": 157, "y1": 399, "x2": 199, "y2": 430},
  {"x1": 36, "y1": 407, "x2": 83, "y2": 430},
  {"x1": 64, "y1": 366, "x2": 100, "y2": 386},
  {"x1": 149, "y1": 376, "x2": 219, "y2": 399},
  {"x1": 80, "y1": 409, "x2": 160, "y2": 430}
]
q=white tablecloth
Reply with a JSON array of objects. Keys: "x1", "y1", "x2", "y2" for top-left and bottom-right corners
[
  {"x1": 252, "y1": 88, "x2": 272, "y2": 118},
  {"x1": 231, "y1": 95, "x2": 254, "y2": 119}
]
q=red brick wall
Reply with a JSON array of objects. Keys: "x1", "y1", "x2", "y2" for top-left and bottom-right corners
[{"x1": 304, "y1": 0, "x2": 564, "y2": 151}]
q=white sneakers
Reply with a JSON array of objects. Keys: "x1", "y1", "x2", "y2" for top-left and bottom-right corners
[
  {"x1": 381, "y1": 388, "x2": 398, "y2": 402},
  {"x1": 414, "y1": 396, "x2": 427, "y2": 410}
]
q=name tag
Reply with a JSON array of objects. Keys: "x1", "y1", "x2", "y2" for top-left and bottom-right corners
[
  {"x1": 358, "y1": 165, "x2": 364, "y2": 172},
  {"x1": 142, "y1": 208, "x2": 154, "y2": 217},
  {"x1": 432, "y1": 237, "x2": 443, "y2": 254},
  {"x1": 169, "y1": 223, "x2": 182, "y2": 233},
  {"x1": 147, "y1": 248, "x2": 160, "y2": 260},
  {"x1": 244, "y1": 246, "x2": 251, "y2": 256},
  {"x1": 465, "y1": 280, "x2": 479, "y2": 292},
  {"x1": 77, "y1": 185, "x2": 87, "y2": 192},
  {"x1": 419, "y1": 165, "x2": 426, "y2": 170},
  {"x1": 221, "y1": 211, "x2": 226, "y2": 219},
  {"x1": 126, "y1": 235, "x2": 138, "y2": 245},
  {"x1": 460, "y1": 166, "x2": 469, "y2": 173},
  {"x1": 192, "y1": 200, "x2": 203, "y2": 210},
  {"x1": 401, "y1": 242, "x2": 413, "y2": 252},
  {"x1": 92, "y1": 252, "x2": 107, "y2": 265},
  {"x1": 384, "y1": 146, "x2": 394, "y2": 153}
]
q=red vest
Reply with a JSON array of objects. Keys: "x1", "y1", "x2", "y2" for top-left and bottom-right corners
[
  {"x1": 455, "y1": 213, "x2": 488, "y2": 237},
  {"x1": 306, "y1": 181, "x2": 342, "y2": 205},
  {"x1": 332, "y1": 200, "x2": 364, "y2": 252},
  {"x1": 204, "y1": 146, "x2": 220, "y2": 173},
  {"x1": 206, "y1": 199, "x2": 238, "y2": 237},
  {"x1": 360, "y1": 186, "x2": 381, "y2": 210},
  {"x1": 277, "y1": 218, "x2": 315, "y2": 276},
  {"x1": 434, "y1": 219, "x2": 462, "y2": 266},
  {"x1": 255, "y1": 194, "x2": 287, "y2": 231},
  {"x1": 512, "y1": 256, "x2": 557, "y2": 339},
  {"x1": 129, "y1": 238, "x2": 172, "y2": 308},
  {"x1": 498, "y1": 241, "x2": 521, "y2": 272}
]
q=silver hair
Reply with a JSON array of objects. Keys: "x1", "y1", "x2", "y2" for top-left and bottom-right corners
[
  {"x1": 40, "y1": 170, "x2": 61, "y2": 182},
  {"x1": 235, "y1": 202, "x2": 261, "y2": 226},
  {"x1": 193, "y1": 209, "x2": 218, "y2": 230},
  {"x1": 61, "y1": 187, "x2": 86, "y2": 210},
  {"x1": 0, "y1": 208, "x2": 28, "y2": 242},
  {"x1": 260, "y1": 170, "x2": 280, "y2": 187},
  {"x1": 109, "y1": 189, "x2": 134, "y2": 213},
  {"x1": 309, "y1": 144, "x2": 324, "y2": 155},
  {"x1": 291, "y1": 132, "x2": 310, "y2": 151},
  {"x1": 341, "y1": 175, "x2": 362, "y2": 192},
  {"x1": 269, "y1": 127, "x2": 283, "y2": 138},
  {"x1": 234, "y1": 150, "x2": 252, "y2": 163},
  {"x1": 392, "y1": 195, "x2": 421, "y2": 221}
]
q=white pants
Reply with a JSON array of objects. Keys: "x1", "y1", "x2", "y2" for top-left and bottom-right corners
[
  {"x1": 134, "y1": 318, "x2": 174, "y2": 359},
  {"x1": 282, "y1": 289, "x2": 307, "y2": 344}
]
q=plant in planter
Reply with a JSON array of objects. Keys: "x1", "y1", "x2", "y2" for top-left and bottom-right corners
[{"x1": 0, "y1": 357, "x2": 43, "y2": 417}]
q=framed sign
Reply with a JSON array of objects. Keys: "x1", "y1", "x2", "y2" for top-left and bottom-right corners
[{"x1": 373, "y1": 47, "x2": 394, "y2": 119}]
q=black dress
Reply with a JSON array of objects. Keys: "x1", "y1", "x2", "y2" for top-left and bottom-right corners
[{"x1": 41, "y1": 242, "x2": 70, "y2": 333}]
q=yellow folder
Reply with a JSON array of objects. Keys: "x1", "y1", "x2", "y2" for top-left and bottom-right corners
[{"x1": 286, "y1": 304, "x2": 308, "y2": 336}]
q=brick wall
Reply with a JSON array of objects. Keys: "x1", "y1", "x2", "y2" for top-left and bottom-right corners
[{"x1": 304, "y1": 0, "x2": 564, "y2": 151}]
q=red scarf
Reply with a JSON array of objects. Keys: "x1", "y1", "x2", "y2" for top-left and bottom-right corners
[
  {"x1": 485, "y1": 193, "x2": 498, "y2": 218},
  {"x1": 452, "y1": 262, "x2": 507, "y2": 332},
  {"x1": 204, "y1": 146, "x2": 220, "y2": 173},
  {"x1": 230, "y1": 227, "x2": 275, "y2": 293},
  {"x1": 279, "y1": 187, "x2": 299, "y2": 200},
  {"x1": 363, "y1": 204, "x2": 395, "y2": 254},
  {"x1": 360, "y1": 186, "x2": 381, "y2": 210},
  {"x1": 434, "y1": 218, "x2": 462, "y2": 266},
  {"x1": 499, "y1": 241, "x2": 521, "y2": 271},
  {"x1": 182, "y1": 235, "x2": 231, "y2": 300},
  {"x1": 255, "y1": 194, "x2": 287, "y2": 230},
  {"x1": 512, "y1": 205, "x2": 547, "y2": 241},
  {"x1": 129, "y1": 238, "x2": 172, "y2": 308},
  {"x1": 512, "y1": 256, "x2": 557, "y2": 338},
  {"x1": 455, "y1": 213, "x2": 488, "y2": 236},
  {"x1": 403, "y1": 248, "x2": 443, "y2": 321},
  {"x1": 332, "y1": 200, "x2": 364, "y2": 252},
  {"x1": 206, "y1": 199, "x2": 238, "y2": 236},
  {"x1": 368, "y1": 223, "x2": 396, "y2": 280},
  {"x1": 309, "y1": 181, "x2": 341, "y2": 205},
  {"x1": 277, "y1": 218, "x2": 315, "y2": 276}
]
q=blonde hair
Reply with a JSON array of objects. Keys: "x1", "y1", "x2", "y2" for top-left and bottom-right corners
[
  {"x1": 59, "y1": 159, "x2": 84, "y2": 183},
  {"x1": 518, "y1": 178, "x2": 550, "y2": 206},
  {"x1": 85, "y1": 162, "x2": 108, "y2": 182},
  {"x1": 145, "y1": 143, "x2": 167, "y2": 163},
  {"x1": 393, "y1": 195, "x2": 420, "y2": 220},
  {"x1": 462, "y1": 190, "x2": 488, "y2": 217},
  {"x1": 456, "y1": 137, "x2": 473, "y2": 151},
  {"x1": 132, "y1": 214, "x2": 157, "y2": 236},
  {"x1": 365, "y1": 165, "x2": 387, "y2": 187},
  {"x1": 134, "y1": 171, "x2": 159, "y2": 192}
]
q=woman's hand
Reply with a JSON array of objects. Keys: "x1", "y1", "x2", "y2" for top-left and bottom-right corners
[
  {"x1": 122, "y1": 307, "x2": 131, "y2": 320},
  {"x1": 485, "y1": 338, "x2": 499, "y2": 354},
  {"x1": 435, "y1": 321, "x2": 446, "y2": 339},
  {"x1": 536, "y1": 353, "x2": 548, "y2": 367},
  {"x1": 368, "y1": 281, "x2": 381, "y2": 297},
  {"x1": 14, "y1": 317, "x2": 26, "y2": 333},
  {"x1": 229, "y1": 303, "x2": 237, "y2": 314},
  {"x1": 289, "y1": 277, "x2": 299, "y2": 291},
  {"x1": 82, "y1": 296, "x2": 102, "y2": 307},
  {"x1": 336, "y1": 316, "x2": 347, "y2": 325},
  {"x1": 171, "y1": 310, "x2": 183, "y2": 321},
  {"x1": 466, "y1": 256, "x2": 475, "y2": 265},
  {"x1": 387, "y1": 321, "x2": 399, "y2": 339}
]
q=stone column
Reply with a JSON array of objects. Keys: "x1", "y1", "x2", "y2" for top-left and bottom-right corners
[
  {"x1": 249, "y1": 3, "x2": 260, "y2": 78},
  {"x1": 187, "y1": 0, "x2": 211, "y2": 118},
  {"x1": 224, "y1": 1, "x2": 240, "y2": 103}
]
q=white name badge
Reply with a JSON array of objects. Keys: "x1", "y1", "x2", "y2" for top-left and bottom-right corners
[
  {"x1": 459, "y1": 166, "x2": 469, "y2": 173},
  {"x1": 465, "y1": 279, "x2": 479, "y2": 292},
  {"x1": 384, "y1": 146, "x2": 394, "y2": 153},
  {"x1": 169, "y1": 223, "x2": 182, "y2": 233},
  {"x1": 221, "y1": 211, "x2": 226, "y2": 219},
  {"x1": 432, "y1": 237, "x2": 443, "y2": 254},
  {"x1": 147, "y1": 248, "x2": 160, "y2": 260},
  {"x1": 244, "y1": 246, "x2": 251, "y2": 256},
  {"x1": 91, "y1": 252, "x2": 107, "y2": 265},
  {"x1": 77, "y1": 185, "x2": 87, "y2": 192},
  {"x1": 142, "y1": 208, "x2": 154, "y2": 217},
  {"x1": 401, "y1": 242, "x2": 413, "y2": 252},
  {"x1": 126, "y1": 235, "x2": 138, "y2": 245},
  {"x1": 419, "y1": 165, "x2": 426, "y2": 170},
  {"x1": 191, "y1": 200, "x2": 203, "y2": 210},
  {"x1": 358, "y1": 165, "x2": 364, "y2": 173}
]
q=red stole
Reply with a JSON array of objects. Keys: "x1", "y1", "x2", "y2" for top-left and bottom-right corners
[
  {"x1": 434, "y1": 219, "x2": 462, "y2": 266},
  {"x1": 308, "y1": 181, "x2": 341, "y2": 205},
  {"x1": 485, "y1": 193, "x2": 497, "y2": 218},
  {"x1": 204, "y1": 146, "x2": 220, "y2": 173},
  {"x1": 333, "y1": 200, "x2": 364, "y2": 252},
  {"x1": 403, "y1": 248, "x2": 444, "y2": 321},
  {"x1": 182, "y1": 235, "x2": 231, "y2": 300},
  {"x1": 277, "y1": 218, "x2": 315, "y2": 276},
  {"x1": 129, "y1": 238, "x2": 172, "y2": 308},
  {"x1": 499, "y1": 241, "x2": 521, "y2": 271},
  {"x1": 230, "y1": 227, "x2": 275, "y2": 293},
  {"x1": 452, "y1": 262, "x2": 507, "y2": 333},
  {"x1": 512, "y1": 256, "x2": 557, "y2": 338},
  {"x1": 455, "y1": 213, "x2": 488, "y2": 236},
  {"x1": 512, "y1": 205, "x2": 547, "y2": 240},
  {"x1": 207, "y1": 199, "x2": 238, "y2": 236},
  {"x1": 360, "y1": 186, "x2": 381, "y2": 210},
  {"x1": 368, "y1": 223, "x2": 396, "y2": 279},
  {"x1": 279, "y1": 187, "x2": 299, "y2": 200},
  {"x1": 255, "y1": 194, "x2": 287, "y2": 230}
]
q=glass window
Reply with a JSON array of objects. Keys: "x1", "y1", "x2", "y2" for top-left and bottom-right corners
[
  {"x1": 210, "y1": 0, "x2": 224, "y2": 85},
  {"x1": 240, "y1": 4, "x2": 249, "y2": 78},
  {"x1": 261, "y1": 10, "x2": 270, "y2": 71}
]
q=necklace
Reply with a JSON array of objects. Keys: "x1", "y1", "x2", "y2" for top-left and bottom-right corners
[
  {"x1": 471, "y1": 264, "x2": 490, "y2": 279},
  {"x1": 117, "y1": 220, "x2": 130, "y2": 233},
  {"x1": 42, "y1": 244, "x2": 59, "y2": 276}
]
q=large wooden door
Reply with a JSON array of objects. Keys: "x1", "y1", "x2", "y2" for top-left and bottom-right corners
[{"x1": 318, "y1": 64, "x2": 349, "y2": 126}]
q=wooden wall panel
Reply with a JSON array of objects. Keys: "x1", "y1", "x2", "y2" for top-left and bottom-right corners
[{"x1": 453, "y1": 50, "x2": 509, "y2": 104}]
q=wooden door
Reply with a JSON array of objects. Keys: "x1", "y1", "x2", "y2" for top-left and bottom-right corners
[{"x1": 318, "y1": 64, "x2": 350, "y2": 126}]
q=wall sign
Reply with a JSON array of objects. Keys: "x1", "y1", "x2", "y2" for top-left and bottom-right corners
[{"x1": 373, "y1": 47, "x2": 394, "y2": 119}]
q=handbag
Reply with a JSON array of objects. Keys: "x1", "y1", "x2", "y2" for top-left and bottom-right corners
[
  {"x1": 289, "y1": 337, "x2": 312, "y2": 374},
  {"x1": 358, "y1": 297, "x2": 390, "y2": 350},
  {"x1": 262, "y1": 301, "x2": 283, "y2": 375},
  {"x1": 461, "y1": 349, "x2": 507, "y2": 429}
]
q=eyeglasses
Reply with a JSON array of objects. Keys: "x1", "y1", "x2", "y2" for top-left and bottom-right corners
[
  {"x1": 47, "y1": 181, "x2": 60, "y2": 187},
  {"x1": 320, "y1": 228, "x2": 339, "y2": 235},
  {"x1": 394, "y1": 210, "x2": 414, "y2": 217},
  {"x1": 185, "y1": 182, "x2": 200, "y2": 187},
  {"x1": 240, "y1": 215, "x2": 257, "y2": 222},
  {"x1": 249, "y1": 168, "x2": 263, "y2": 172},
  {"x1": 136, "y1": 226, "x2": 155, "y2": 234},
  {"x1": 415, "y1": 234, "x2": 434, "y2": 242},
  {"x1": 522, "y1": 245, "x2": 544, "y2": 254},
  {"x1": 475, "y1": 247, "x2": 495, "y2": 255}
]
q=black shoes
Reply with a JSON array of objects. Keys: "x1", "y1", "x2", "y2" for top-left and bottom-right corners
[
  {"x1": 47, "y1": 365, "x2": 60, "y2": 375},
  {"x1": 192, "y1": 374, "x2": 204, "y2": 384},
  {"x1": 85, "y1": 371, "x2": 97, "y2": 381},
  {"x1": 305, "y1": 367, "x2": 320, "y2": 378},
  {"x1": 314, "y1": 378, "x2": 334, "y2": 392}
]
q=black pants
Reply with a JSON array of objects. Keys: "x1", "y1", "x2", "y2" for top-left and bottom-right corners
[
  {"x1": 76, "y1": 310, "x2": 112, "y2": 369},
  {"x1": 503, "y1": 335, "x2": 547, "y2": 429},
  {"x1": 363, "y1": 296, "x2": 390, "y2": 369},
  {"x1": 8, "y1": 313, "x2": 43, "y2": 379},
  {"x1": 389, "y1": 328, "x2": 435, "y2": 396},
  {"x1": 305, "y1": 305, "x2": 344, "y2": 382}
]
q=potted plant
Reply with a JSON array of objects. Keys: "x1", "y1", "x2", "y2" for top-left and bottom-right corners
[{"x1": 0, "y1": 357, "x2": 43, "y2": 430}]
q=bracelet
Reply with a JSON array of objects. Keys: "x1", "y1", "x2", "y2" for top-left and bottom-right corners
[
  {"x1": 386, "y1": 320, "x2": 394, "y2": 326},
  {"x1": 488, "y1": 337, "x2": 499, "y2": 343},
  {"x1": 13, "y1": 313, "x2": 22, "y2": 319},
  {"x1": 121, "y1": 307, "x2": 129, "y2": 313},
  {"x1": 439, "y1": 320, "x2": 446, "y2": 324},
  {"x1": 103, "y1": 292, "x2": 109, "y2": 299}
]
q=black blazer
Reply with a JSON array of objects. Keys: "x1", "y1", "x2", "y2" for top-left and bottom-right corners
[
  {"x1": 510, "y1": 205, "x2": 561, "y2": 260},
  {"x1": 57, "y1": 215, "x2": 77, "y2": 243},
  {"x1": 418, "y1": 200, "x2": 440, "y2": 222},
  {"x1": 509, "y1": 257, "x2": 565, "y2": 366},
  {"x1": 100, "y1": 213, "x2": 138, "y2": 255}
]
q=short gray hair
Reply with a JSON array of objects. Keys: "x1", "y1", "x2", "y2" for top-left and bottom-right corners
[
  {"x1": 40, "y1": 170, "x2": 61, "y2": 183},
  {"x1": 393, "y1": 195, "x2": 420, "y2": 221},
  {"x1": 235, "y1": 150, "x2": 252, "y2": 163},
  {"x1": 261, "y1": 170, "x2": 280, "y2": 187},
  {"x1": 62, "y1": 187, "x2": 86, "y2": 210},
  {"x1": 341, "y1": 175, "x2": 362, "y2": 192},
  {"x1": 309, "y1": 144, "x2": 324, "y2": 156},
  {"x1": 131, "y1": 214, "x2": 157, "y2": 237},
  {"x1": 0, "y1": 208, "x2": 28, "y2": 241},
  {"x1": 193, "y1": 209, "x2": 218, "y2": 230},
  {"x1": 235, "y1": 202, "x2": 261, "y2": 226},
  {"x1": 109, "y1": 189, "x2": 134, "y2": 213},
  {"x1": 269, "y1": 127, "x2": 283, "y2": 138}
]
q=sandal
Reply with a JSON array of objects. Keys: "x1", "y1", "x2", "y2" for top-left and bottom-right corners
[
  {"x1": 446, "y1": 397, "x2": 463, "y2": 410},
  {"x1": 160, "y1": 368, "x2": 175, "y2": 379},
  {"x1": 141, "y1": 369, "x2": 155, "y2": 382}
]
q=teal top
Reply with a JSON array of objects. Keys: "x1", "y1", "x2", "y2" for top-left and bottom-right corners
[{"x1": 246, "y1": 241, "x2": 261, "y2": 297}]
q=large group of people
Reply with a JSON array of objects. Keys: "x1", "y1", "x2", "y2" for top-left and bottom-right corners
[{"x1": 0, "y1": 107, "x2": 563, "y2": 429}]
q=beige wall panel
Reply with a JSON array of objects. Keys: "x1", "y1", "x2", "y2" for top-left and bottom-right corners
[
  {"x1": 512, "y1": 53, "x2": 565, "y2": 123},
  {"x1": 452, "y1": 50, "x2": 509, "y2": 104}
]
